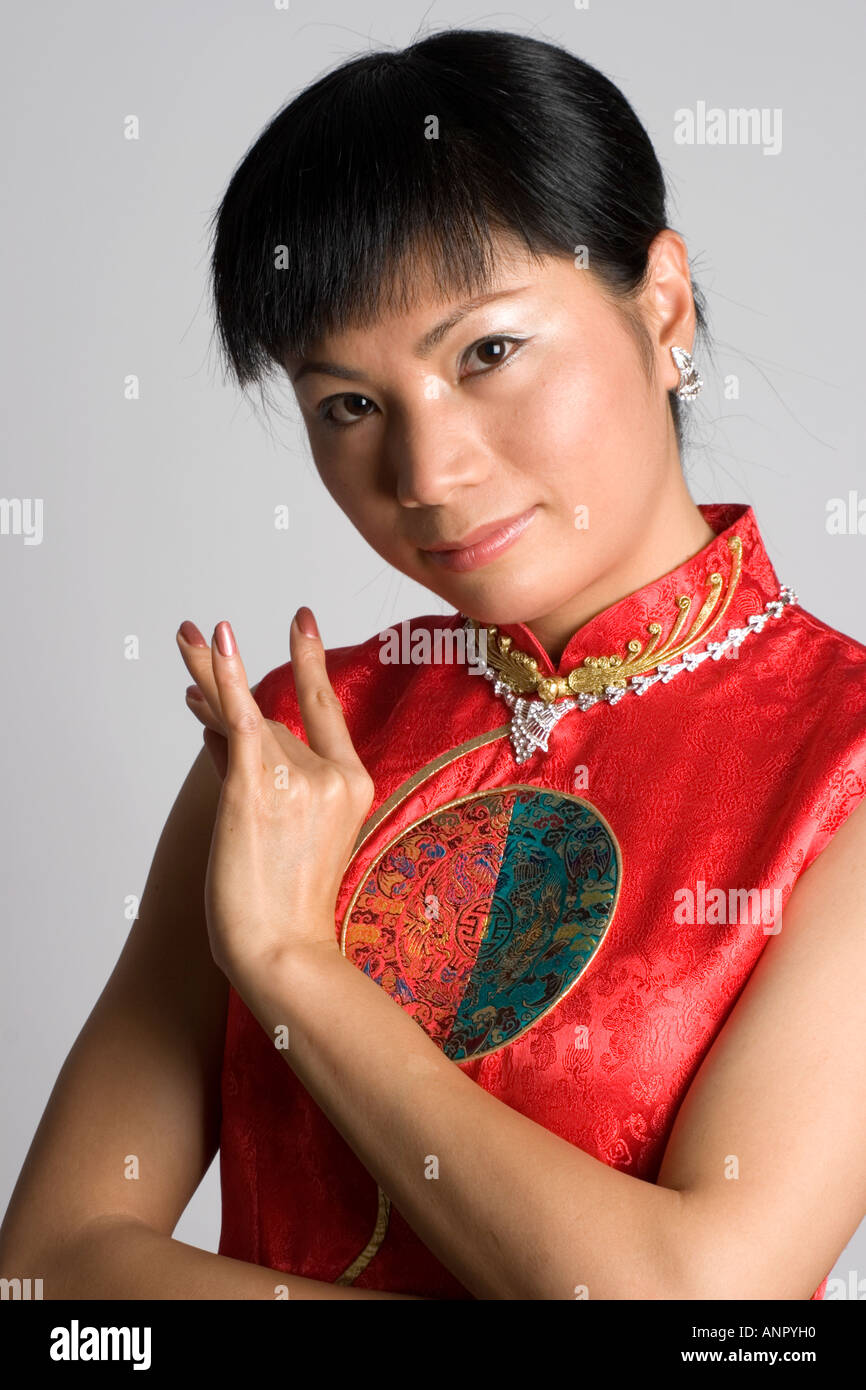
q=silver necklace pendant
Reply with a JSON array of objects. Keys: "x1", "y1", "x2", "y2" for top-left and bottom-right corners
[
  {"x1": 465, "y1": 585, "x2": 798, "y2": 764},
  {"x1": 496, "y1": 686, "x2": 577, "y2": 763}
]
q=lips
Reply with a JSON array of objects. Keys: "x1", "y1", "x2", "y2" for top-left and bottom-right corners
[
  {"x1": 423, "y1": 507, "x2": 537, "y2": 553},
  {"x1": 421, "y1": 505, "x2": 538, "y2": 573}
]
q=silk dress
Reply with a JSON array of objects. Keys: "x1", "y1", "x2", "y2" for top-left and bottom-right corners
[{"x1": 217, "y1": 502, "x2": 866, "y2": 1299}]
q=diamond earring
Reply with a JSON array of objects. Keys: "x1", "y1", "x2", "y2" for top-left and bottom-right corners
[{"x1": 671, "y1": 345, "x2": 703, "y2": 401}]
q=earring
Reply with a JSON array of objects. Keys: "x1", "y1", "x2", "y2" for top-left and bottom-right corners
[{"x1": 671, "y1": 345, "x2": 703, "y2": 401}]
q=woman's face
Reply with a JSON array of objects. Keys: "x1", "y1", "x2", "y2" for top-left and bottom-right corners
[{"x1": 286, "y1": 231, "x2": 696, "y2": 641}]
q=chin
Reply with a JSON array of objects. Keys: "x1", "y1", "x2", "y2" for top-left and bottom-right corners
[
  {"x1": 442, "y1": 582, "x2": 553, "y2": 630},
  {"x1": 408, "y1": 543, "x2": 571, "y2": 628}
]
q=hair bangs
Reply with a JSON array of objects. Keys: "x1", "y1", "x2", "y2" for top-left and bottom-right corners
[
  {"x1": 208, "y1": 27, "x2": 709, "y2": 449},
  {"x1": 209, "y1": 52, "x2": 548, "y2": 390}
]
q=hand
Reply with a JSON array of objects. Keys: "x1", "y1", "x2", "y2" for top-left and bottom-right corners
[{"x1": 175, "y1": 609, "x2": 375, "y2": 986}]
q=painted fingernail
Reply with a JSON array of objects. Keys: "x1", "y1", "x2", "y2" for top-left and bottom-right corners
[
  {"x1": 295, "y1": 606, "x2": 319, "y2": 639},
  {"x1": 178, "y1": 621, "x2": 208, "y2": 647},
  {"x1": 186, "y1": 683, "x2": 204, "y2": 700},
  {"x1": 214, "y1": 621, "x2": 236, "y2": 656}
]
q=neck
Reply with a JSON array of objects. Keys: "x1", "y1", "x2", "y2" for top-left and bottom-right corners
[{"x1": 526, "y1": 479, "x2": 718, "y2": 667}]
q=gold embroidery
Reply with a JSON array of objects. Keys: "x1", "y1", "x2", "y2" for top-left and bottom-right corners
[{"x1": 466, "y1": 535, "x2": 743, "y2": 704}]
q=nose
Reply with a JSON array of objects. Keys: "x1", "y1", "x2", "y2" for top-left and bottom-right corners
[{"x1": 391, "y1": 397, "x2": 491, "y2": 508}]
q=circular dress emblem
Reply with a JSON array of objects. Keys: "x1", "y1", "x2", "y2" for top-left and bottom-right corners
[{"x1": 341, "y1": 785, "x2": 622, "y2": 1061}]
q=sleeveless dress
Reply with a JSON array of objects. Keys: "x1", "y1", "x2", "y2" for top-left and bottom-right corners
[{"x1": 218, "y1": 502, "x2": 866, "y2": 1299}]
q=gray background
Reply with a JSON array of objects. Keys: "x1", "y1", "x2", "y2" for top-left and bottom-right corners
[{"x1": 2, "y1": 0, "x2": 864, "y2": 1292}]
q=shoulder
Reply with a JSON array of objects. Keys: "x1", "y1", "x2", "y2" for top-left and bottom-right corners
[
  {"x1": 761, "y1": 602, "x2": 866, "y2": 874},
  {"x1": 657, "y1": 787, "x2": 866, "y2": 1298},
  {"x1": 766, "y1": 597, "x2": 866, "y2": 762},
  {"x1": 783, "y1": 599, "x2": 866, "y2": 682},
  {"x1": 762, "y1": 788, "x2": 866, "y2": 1029}
]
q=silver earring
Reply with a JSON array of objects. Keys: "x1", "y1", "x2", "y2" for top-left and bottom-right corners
[{"x1": 671, "y1": 345, "x2": 703, "y2": 401}]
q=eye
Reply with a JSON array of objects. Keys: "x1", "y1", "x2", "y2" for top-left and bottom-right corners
[
  {"x1": 461, "y1": 335, "x2": 526, "y2": 376},
  {"x1": 318, "y1": 393, "x2": 378, "y2": 429},
  {"x1": 316, "y1": 335, "x2": 527, "y2": 429}
]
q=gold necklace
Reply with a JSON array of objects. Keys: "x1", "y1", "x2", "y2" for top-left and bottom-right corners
[
  {"x1": 465, "y1": 535, "x2": 743, "y2": 706},
  {"x1": 459, "y1": 536, "x2": 801, "y2": 764}
]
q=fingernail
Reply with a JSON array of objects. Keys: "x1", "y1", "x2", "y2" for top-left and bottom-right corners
[
  {"x1": 214, "y1": 621, "x2": 236, "y2": 656},
  {"x1": 295, "y1": 606, "x2": 319, "y2": 639},
  {"x1": 178, "y1": 621, "x2": 208, "y2": 647},
  {"x1": 186, "y1": 683, "x2": 204, "y2": 700}
]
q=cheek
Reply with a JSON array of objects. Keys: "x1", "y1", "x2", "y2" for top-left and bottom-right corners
[
  {"x1": 501, "y1": 349, "x2": 618, "y2": 491},
  {"x1": 499, "y1": 338, "x2": 661, "y2": 544},
  {"x1": 314, "y1": 460, "x2": 398, "y2": 551},
  {"x1": 311, "y1": 441, "x2": 367, "y2": 511}
]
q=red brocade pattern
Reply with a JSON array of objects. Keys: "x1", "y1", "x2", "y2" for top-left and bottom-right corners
[{"x1": 218, "y1": 503, "x2": 866, "y2": 1299}]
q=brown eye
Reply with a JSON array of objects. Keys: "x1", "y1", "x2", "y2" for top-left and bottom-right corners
[
  {"x1": 322, "y1": 393, "x2": 377, "y2": 427},
  {"x1": 462, "y1": 336, "x2": 524, "y2": 375}
]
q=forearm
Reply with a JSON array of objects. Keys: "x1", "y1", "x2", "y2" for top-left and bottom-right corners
[
  {"x1": 240, "y1": 943, "x2": 689, "y2": 1301},
  {"x1": 16, "y1": 1215, "x2": 420, "y2": 1300}
]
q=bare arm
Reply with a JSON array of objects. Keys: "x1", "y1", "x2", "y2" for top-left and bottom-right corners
[
  {"x1": 41, "y1": 1215, "x2": 413, "y2": 1300},
  {"x1": 0, "y1": 740, "x2": 416, "y2": 1300}
]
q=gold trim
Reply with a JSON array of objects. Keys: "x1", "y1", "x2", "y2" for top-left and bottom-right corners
[
  {"x1": 334, "y1": 1185, "x2": 392, "y2": 1285},
  {"x1": 466, "y1": 535, "x2": 743, "y2": 704},
  {"x1": 351, "y1": 724, "x2": 510, "y2": 858},
  {"x1": 336, "y1": 780, "x2": 623, "y2": 1286},
  {"x1": 335, "y1": 724, "x2": 509, "y2": 1284}
]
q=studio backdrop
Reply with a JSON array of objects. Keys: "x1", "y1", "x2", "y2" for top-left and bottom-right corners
[{"x1": 1, "y1": 0, "x2": 864, "y2": 1297}]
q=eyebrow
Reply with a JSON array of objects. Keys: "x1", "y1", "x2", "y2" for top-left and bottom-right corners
[{"x1": 290, "y1": 284, "x2": 533, "y2": 385}]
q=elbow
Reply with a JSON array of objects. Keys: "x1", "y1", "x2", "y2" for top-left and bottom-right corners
[
  {"x1": 559, "y1": 1186, "x2": 697, "y2": 1301},
  {"x1": 0, "y1": 1227, "x2": 49, "y2": 1300},
  {"x1": 504, "y1": 1188, "x2": 694, "y2": 1301},
  {"x1": 0, "y1": 1211, "x2": 145, "y2": 1301},
  {"x1": 653, "y1": 1188, "x2": 746, "y2": 1300},
  {"x1": 661, "y1": 1191, "x2": 816, "y2": 1300}
]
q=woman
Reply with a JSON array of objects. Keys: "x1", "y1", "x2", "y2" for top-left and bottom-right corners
[{"x1": 2, "y1": 28, "x2": 865, "y2": 1301}]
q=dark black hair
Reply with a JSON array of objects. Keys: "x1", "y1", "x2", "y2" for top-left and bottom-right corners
[{"x1": 208, "y1": 27, "x2": 709, "y2": 449}]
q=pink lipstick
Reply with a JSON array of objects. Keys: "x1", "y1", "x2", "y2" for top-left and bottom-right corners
[{"x1": 422, "y1": 505, "x2": 538, "y2": 573}]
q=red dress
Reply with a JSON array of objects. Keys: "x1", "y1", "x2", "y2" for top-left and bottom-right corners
[{"x1": 218, "y1": 502, "x2": 866, "y2": 1299}]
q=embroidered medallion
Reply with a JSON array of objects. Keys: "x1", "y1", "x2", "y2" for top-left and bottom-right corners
[{"x1": 341, "y1": 786, "x2": 622, "y2": 1061}]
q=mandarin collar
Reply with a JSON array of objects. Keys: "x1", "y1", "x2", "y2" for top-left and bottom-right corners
[{"x1": 459, "y1": 503, "x2": 782, "y2": 680}]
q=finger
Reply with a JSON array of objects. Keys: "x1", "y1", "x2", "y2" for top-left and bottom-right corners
[
  {"x1": 210, "y1": 620, "x2": 266, "y2": 785},
  {"x1": 185, "y1": 683, "x2": 227, "y2": 735},
  {"x1": 202, "y1": 727, "x2": 228, "y2": 781},
  {"x1": 180, "y1": 623, "x2": 314, "y2": 777},
  {"x1": 289, "y1": 606, "x2": 365, "y2": 770},
  {"x1": 176, "y1": 622, "x2": 225, "y2": 726}
]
